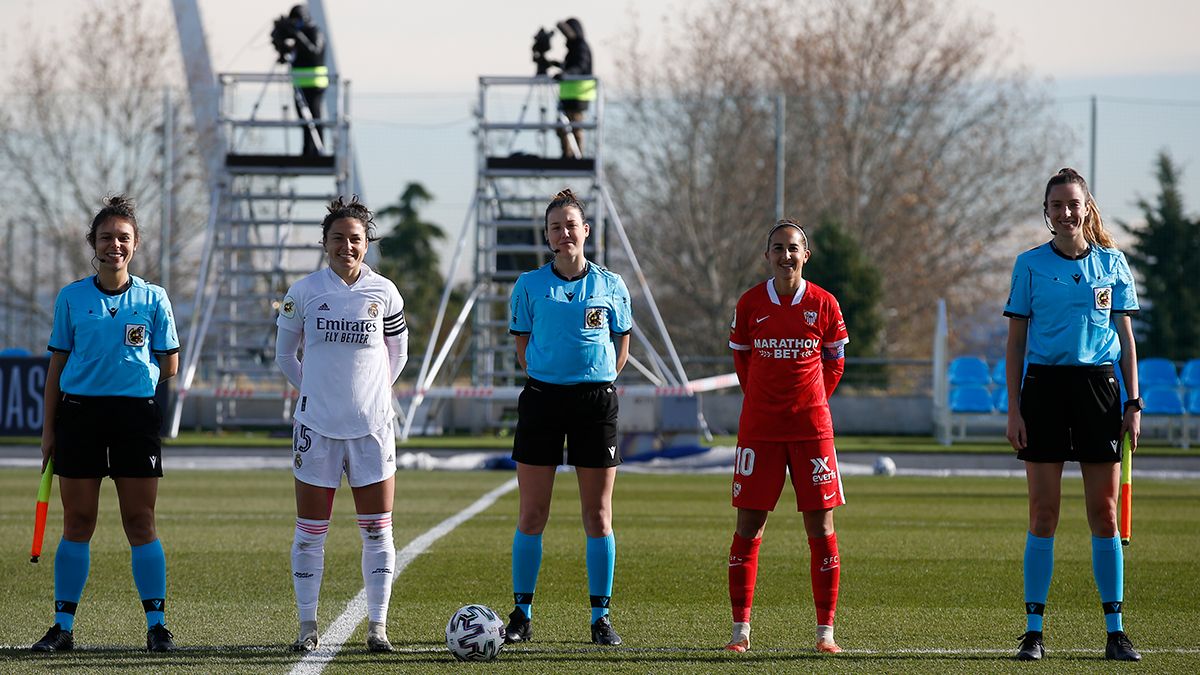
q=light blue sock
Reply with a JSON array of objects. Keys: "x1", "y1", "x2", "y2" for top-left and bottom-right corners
[
  {"x1": 53, "y1": 539, "x2": 90, "y2": 631},
  {"x1": 131, "y1": 539, "x2": 167, "y2": 629},
  {"x1": 586, "y1": 533, "x2": 615, "y2": 622},
  {"x1": 1091, "y1": 535, "x2": 1124, "y2": 632},
  {"x1": 1023, "y1": 532, "x2": 1054, "y2": 632},
  {"x1": 512, "y1": 530, "x2": 542, "y2": 619}
]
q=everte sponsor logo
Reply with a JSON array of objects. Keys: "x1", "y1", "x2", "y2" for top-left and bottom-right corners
[{"x1": 811, "y1": 457, "x2": 837, "y2": 484}]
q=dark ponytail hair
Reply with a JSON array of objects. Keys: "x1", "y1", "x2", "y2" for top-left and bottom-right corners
[
  {"x1": 1043, "y1": 168, "x2": 1115, "y2": 248},
  {"x1": 320, "y1": 195, "x2": 377, "y2": 242},
  {"x1": 544, "y1": 188, "x2": 586, "y2": 226},
  {"x1": 87, "y1": 194, "x2": 139, "y2": 246}
]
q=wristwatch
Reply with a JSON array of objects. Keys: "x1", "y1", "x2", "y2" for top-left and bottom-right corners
[{"x1": 1123, "y1": 397, "x2": 1144, "y2": 413}]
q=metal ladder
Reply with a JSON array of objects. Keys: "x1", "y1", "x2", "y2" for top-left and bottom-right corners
[
  {"x1": 402, "y1": 75, "x2": 698, "y2": 438},
  {"x1": 169, "y1": 71, "x2": 353, "y2": 433}
]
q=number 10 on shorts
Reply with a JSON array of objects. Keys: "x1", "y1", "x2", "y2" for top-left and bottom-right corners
[{"x1": 735, "y1": 447, "x2": 755, "y2": 476}]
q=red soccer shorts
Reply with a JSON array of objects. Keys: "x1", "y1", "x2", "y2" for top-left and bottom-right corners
[{"x1": 731, "y1": 438, "x2": 846, "y2": 512}]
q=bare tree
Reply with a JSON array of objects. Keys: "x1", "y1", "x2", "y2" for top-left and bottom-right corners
[
  {"x1": 611, "y1": 0, "x2": 1061, "y2": 361},
  {"x1": 0, "y1": 0, "x2": 205, "y2": 348}
]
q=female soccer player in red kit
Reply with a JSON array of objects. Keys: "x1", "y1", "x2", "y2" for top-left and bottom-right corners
[{"x1": 725, "y1": 220, "x2": 849, "y2": 654}]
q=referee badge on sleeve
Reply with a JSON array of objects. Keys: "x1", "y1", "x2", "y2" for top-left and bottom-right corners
[
  {"x1": 1094, "y1": 287, "x2": 1112, "y2": 310},
  {"x1": 125, "y1": 324, "x2": 146, "y2": 347}
]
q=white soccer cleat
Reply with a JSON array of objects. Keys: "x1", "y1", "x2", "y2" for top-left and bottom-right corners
[
  {"x1": 291, "y1": 621, "x2": 319, "y2": 652},
  {"x1": 366, "y1": 621, "x2": 394, "y2": 653}
]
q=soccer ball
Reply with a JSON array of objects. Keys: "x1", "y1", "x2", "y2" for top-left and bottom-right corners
[
  {"x1": 873, "y1": 455, "x2": 897, "y2": 476},
  {"x1": 445, "y1": 604, "x2": 505, "y2": 662}
]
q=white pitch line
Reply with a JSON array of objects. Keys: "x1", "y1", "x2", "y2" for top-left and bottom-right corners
[{"x1": 288, "y1": 477, "x2": 518, "y2": 675}]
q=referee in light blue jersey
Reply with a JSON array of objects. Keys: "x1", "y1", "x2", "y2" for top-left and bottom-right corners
[
  {"x1": 32, "y1": 196, "x2": 180, "y2": 654},
  {"x1": 1005, "y1": 169, "x2": 1142, "y2": 662},
  {"x1": 503, "y1": 189, "x2": 632, "y2": 647}
]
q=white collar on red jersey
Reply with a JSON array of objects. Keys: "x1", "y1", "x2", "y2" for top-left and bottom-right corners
[{"x1": 765, "y1": 277, "x2": 807, "y2": 306}]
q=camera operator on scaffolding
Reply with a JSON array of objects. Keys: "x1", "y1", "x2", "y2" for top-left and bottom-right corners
[
  {"x1": 272, "y1": 5, "x2": 327, "y2": 157},
  {"x1": 547, "y1": 18, "x2": 593, "y2": 160}
]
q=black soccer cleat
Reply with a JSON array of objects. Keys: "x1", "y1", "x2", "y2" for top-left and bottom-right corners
[
  {"x1": 591, "y1": 615, "x2": 622, "y2": 646},
  {"x1": 1015, "y1": 631, "x2": 1044, "y2": 661},
  {"x1": 1105, "y1": 631, "x2": 1141, "y2": 661},
  {"x1": 146, "y1": 623, "x2": 177, "y2": 652},
  {"x1": 504, "y1": 608, "x2": 532, "y2": 644},
  {"x1": 31, "y1": 624, "x2": 74, "y2": 652}
]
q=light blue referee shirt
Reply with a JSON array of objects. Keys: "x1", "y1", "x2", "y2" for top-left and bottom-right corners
[
  {"x1": 509, "y1": 262, "x2": 633, "y2": 384},
  {"x1": 1003, "y1": 242, "x2": 1138, "y2": 366},
  {"x1": 49, "y1": 276, "x2": 180, "y2": 397}
]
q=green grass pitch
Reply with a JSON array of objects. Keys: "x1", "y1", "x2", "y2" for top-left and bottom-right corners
[{"x1": 1, "y1": 467, "x2": 1197, "y2": 673}]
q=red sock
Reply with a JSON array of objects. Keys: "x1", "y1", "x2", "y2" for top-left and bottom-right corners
[
  {"x1": 809, "y1": 532, "x2": 840, "y2": 626},
  {"x1": 729, "y1": 533, "x2": 761, "y2": 623}
]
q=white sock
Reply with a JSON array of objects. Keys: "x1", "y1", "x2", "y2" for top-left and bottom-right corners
[
  {"x1": 358, "y1": 513, "x2": 395, "y2": 624},
  {"x1": 817, "y1": 624, "x2": 835, "y2": 643},
  {"x1": 292, "y1": 518, "x2": 329, "y2": 623},
  {"x1": 731, "y1": 621, "x2": 751, "y2": 644}
]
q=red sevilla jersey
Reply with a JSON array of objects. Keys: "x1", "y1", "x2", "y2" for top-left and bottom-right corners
[{"x1": 729, "y1": 278, "x2": 849, "y2": 441}]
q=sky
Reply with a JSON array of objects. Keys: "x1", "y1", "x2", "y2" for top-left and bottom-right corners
[{"x1": 3, "y1": 0, "x2": 1200, "y2": 277}]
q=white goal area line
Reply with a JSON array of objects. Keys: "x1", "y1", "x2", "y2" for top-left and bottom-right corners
[{"x1": 289, "y1": 476, "x2": 519, "y2": 675}]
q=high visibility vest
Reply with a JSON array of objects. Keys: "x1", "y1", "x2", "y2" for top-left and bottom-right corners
[
  {"x1": 292, "y1": 66, "x2": 329, "y2": 89},
  {"x1": 559, "y1": 78, "x2": 596, "y2": 102}
]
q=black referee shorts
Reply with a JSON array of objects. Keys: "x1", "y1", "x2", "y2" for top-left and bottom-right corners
[
  {"x1": 1018, "y1": 364, "x2": 1122, "y2": 463},
  {"x1": 53, "y1": 394, "x2": 164, "y2": 479},
  {"x1": 512, "y1": 378, "x2": 621, "y2": 468}
]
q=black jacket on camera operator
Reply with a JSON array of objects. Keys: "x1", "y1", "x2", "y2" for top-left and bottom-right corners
[
  {"x1": 553, "y1": 18, "x2": 593, "y2": 158},
  {"x1": 274, "y1": 5, "x2": 327, "y2": 156}
]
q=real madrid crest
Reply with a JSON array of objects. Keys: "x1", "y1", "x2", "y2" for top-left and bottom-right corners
[{"x1": 368, "y1": 302, "x2": 379, "y2": 318}]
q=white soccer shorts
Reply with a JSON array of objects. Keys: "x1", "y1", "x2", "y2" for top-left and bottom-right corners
[{"x1": 292, "y1": 421, "x2": 397, "y2": 488}]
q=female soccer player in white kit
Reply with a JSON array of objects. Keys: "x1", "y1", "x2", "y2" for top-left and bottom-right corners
[{"x1": 275, "y1": 197, "x2": 408, "y2": 652}]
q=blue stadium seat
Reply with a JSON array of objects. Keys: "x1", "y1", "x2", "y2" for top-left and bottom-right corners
[
  {"x1": 1142, "y1": 387, "x2": 1185, "y2": 416},
  {"x1": 948, "y1": 357, "x2": 991, "y2": 386},
  {"x1": 0, "y1": 347, "x2": 32, "y2": 357},
  {"x1": 991, "y1": 358, "x2": 1007, "y2": 386},
  {"x1": 1186, "y1": 389, "x2": 1200, "y2": 416},
  {"x1": 1180, "y1": 359, "x2": 1200, "y2": 389},
  {"x1": 950, "y1": 385, "x2": 994, "y2": 413},
  {"x1": 993, "y1": 387, "x2": 1009, "y2": 413},
  {"x1": 1139, "y1": 358, "x2": 1180, "y2": 390}
]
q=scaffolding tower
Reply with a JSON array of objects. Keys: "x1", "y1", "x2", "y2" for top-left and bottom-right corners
[
  {"x1": 170, "y1": 0, "x2": 356, "y2": 433},
  {"x1": 402, "y1": 75, "x2": 698, "y2": 438}
]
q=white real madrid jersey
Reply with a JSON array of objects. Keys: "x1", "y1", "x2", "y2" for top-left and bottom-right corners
[{"x1": 277, "y1": 265, "x2": 406, "y2": 438}]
